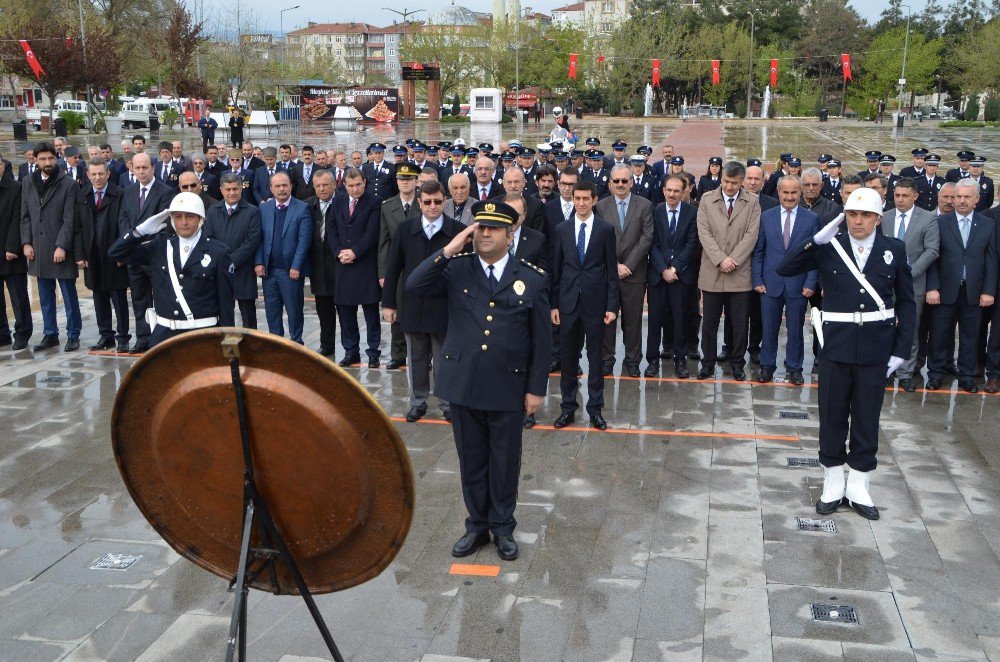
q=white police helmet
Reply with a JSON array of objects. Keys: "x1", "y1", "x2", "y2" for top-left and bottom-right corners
[
  {"x1": 843, "y1": 187, "x2": 883, "y2": 215},
  {"x1": 169, "y1": 191, "x2": 206, "y2": 219}
]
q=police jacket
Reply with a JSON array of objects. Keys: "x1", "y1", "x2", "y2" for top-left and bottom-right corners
[
  {"x1": 406, "y1": 250, "x2": 552, "y2": 411},
  {"x1": 777, "y1": 231, "x2": 914, "y2": 365}
]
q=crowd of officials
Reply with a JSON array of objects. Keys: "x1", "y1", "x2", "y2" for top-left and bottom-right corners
[{"x1": 1, "y1": 134, "x2": 999, "y2": 408}]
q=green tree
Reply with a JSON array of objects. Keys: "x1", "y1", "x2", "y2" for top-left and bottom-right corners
[
  {"x1": 847, "y1": 26, "x2": 941, "y2": 117},
  {"x1": 965, "y1": 95, "x2": 980, "y2": 120},
  {"x1": 952, "y1": 19, "x2": 1000, "y2": 94},
  {"x1": 795, "y1": 0, "x2": 870, "y2": 107},
  {"x1": 686, "y1": 22, "x2": 752, "y2": 108},
  {"x1": 400, "y1": 25, "x2": 482, "y2": 97},
  {"x1": 700, "y1": 0, "x2": 804, "y2": 45}
]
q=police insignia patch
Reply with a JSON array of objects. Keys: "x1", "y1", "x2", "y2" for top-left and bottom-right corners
[
  {"x1": 202, "y1": 254, "x2": 212, "y2": 267},
  {"x1": 513, "y1": 280, "x2": 525, "y2": 295},
  {"x1": 883, "y1": 250, "x2": 893, "y2": 265},
  {"x1": 484, "y1": 203, "x2": 495, "y2": 213}
]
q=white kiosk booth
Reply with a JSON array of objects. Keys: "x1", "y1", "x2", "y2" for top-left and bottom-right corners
[{"x1": 469, "y1": 88, "x2": 503, "y2": 123}]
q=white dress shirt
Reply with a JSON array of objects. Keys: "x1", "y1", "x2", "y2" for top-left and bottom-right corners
[
  {"x1": 480, "y1": 252, "x2": 510, "y2": 281},
  {"x1": 849, "y1": 232, "x2": 877, "y2": 270},
  {"x1": 177, "y1": 229, "x2": 202, "y2": 267},
  {"x1": 574, "y1": 213, "x2": 595, "y2": 253},
  {"x1": 422, "y1": 215, "x2": 442, "y2": 239}
]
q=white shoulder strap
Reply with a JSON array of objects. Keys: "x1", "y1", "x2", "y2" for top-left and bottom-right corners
[
  {"x1": 166, "y1": 239, "x2": 195, "y2": 321},
  {"x1": 829, "y1": 237, "x2": 887, "y2": 313}
]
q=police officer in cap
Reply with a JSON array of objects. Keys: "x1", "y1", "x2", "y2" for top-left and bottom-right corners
[
  {"x1": 900, "y1": 147, "x2": 929, "y2": 178},
  {"x1": 406, "y1": 199, "x2": 551, "y2": 561},
  {"x1": 917, "y1": 154, "x2": 945, "y2": 211},
  {"x1": 109, "y1": 192, "x2": 235, "y2": 347},
  {"x1": 777, "y1": 188, "x2": 914, "y2": 520},
  {"x1": 361, "y1": 143, "x2": 397, "y2": 200}
]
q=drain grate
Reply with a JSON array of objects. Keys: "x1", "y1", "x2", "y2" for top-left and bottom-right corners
[
  {"x1": 787, "y1": 457, "x2": 821, "y2": 468},
  {"x1": 796, "y1": 517, "x2": 838, "y2": 533},
  {"x1": 779, "y1": 411, "x2": 809, "y2": 420},
  {"x1": 40, "y1": 375, "x2": 72, "y2": 384},
  {"x1": 811, "y1": 603, "x2": 858, "y2": 624},
  {"x1": 90, "y1": 553, "x2": 142, "y2": 571}
]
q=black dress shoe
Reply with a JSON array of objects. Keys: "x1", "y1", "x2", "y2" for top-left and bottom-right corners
[
  {"x1": 33, "y1": 336, "x2": 59, "y2": 351},
  {"x1": 494, "y1": 534, "x2": 519, "y2": 561},
  {"x1": 443, "y1": 409, "x2": 452, "y2": 422},
  {"x1": 985, "y1": 377, "x2": 1000, "y2": 394},
  {"x1": 318, "y1": 346, "x2": 336, "y2": 357},
  {"x1": 749, "y1": 351, "x2": 760, "y2": 365},
  {"x1": 758, "y1": 367, "x2": 775, "y2": 383},
  {"x1": 549, "y1": 359, "x2": 560, "y2": 372},
  {"x1": 674, "y1": 361, "x2": 690, "y2": 379},
  {"x1": 688, "y1": 349, "x2": 700, "y2": 360},
  {"x1": 338, "y1": 354, "x2": 360, "y2": 367},
  {"x1": 130, "y1": 342, "x2": 149, "y2": 354},
  {"x1": 0, "y1": 336, "x2": 11, "y2": 347},
  {"x1": 697, "y1": 367, "x2": 713, "y2": 380},
  {"x1": 590, "y1": 413, "x2": 608, "y2": 430},
  {"x1": 899, "y1": 378, "x2": 916, "y2": 393},
  {"x1": 90, "y1": 338, "x2": 115, "y2": 351},
  {"x1": 959, "y1": 380, "x2": 978, "y2": 393},
  {"x1": 64, "y1": 338, "x2": 80, "y2": 352},
  {"x1": 717, "y1": 350, "x2": 730, "y2": 363},
  {"x1": 788, "y1": 370, "x2": 804, "y2": 386},
  {"x1": 405, "y1": 406, "x2": 426, "y2": 423},
  {"x1": 625, "y1": 364, "x2": 641, "y2": 378},
  {"x1": 116, "y1": 341, "x2": 130, "y2": 353},
  {"x1": 452, "y1": 531, "x2": 491, "y2": 557},
  {"x1": 944, "y1": 364, "x2": 958, "y2": 376},
  {"x1": 523, "y1": 414, "x2": 536, "y2": 429},
  {"x1": 816, "y1": 497, "x2": 846, "y2": 515},
  {"x1": 602, "y1": 363, "x2": 614, "y2": 376},
  {"x1": 553, "y1": 412, "x2": 575, "y2": 429},
  {"x1": 386, "y1": 359, "x2": 403, "y2": 369},
  {"x1": 848, "y1": 500, "x2": 880, "y2": 520},
  {"x1": 643, "y1": 361, "x2": 660, "y2": 377},
  {"x1": 12, "y1": 338, "x2": 28, "y2": 351},
  {"x1": 732, "y1": 367, "x2": 746, "y2": 381},
  {"x1": 367, "y1": 357, "x2": 380, "y2": 368},
  {"x1": 925, "y1": 378, "x2": 942, "y2": 390}
]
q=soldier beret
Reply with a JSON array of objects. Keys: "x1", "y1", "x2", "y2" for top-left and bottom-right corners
[
  {"x1": 395, "y1": 163, "x2": 420, "y2": 178},
  {"x1": 471, "y1": 199, "x2": 517, "y2": 227}
]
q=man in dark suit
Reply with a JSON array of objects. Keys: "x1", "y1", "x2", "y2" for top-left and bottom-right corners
[
  {"x1": 651, "y1": 144, "x2": 674, "y2": 185},
  {"x1": 383, "y1": 180, "x2": 465, "y2": 422},
  {"x1": 62, "y1": 146, "x2": 89, "y2": 188},
  {"x1": 117, "y1": 153, "x2": 138, "y2": 189},
  {"x1": 0, "y1": 158, "x2": 30, "y2": 349},
  {"x1": 153, "y1": 142, "x2": 181, "y2": 192},
  {"x1": 925, "y1": 179, "x2": 997, "y2": 392},
  {"x1": 505, "y1": 194, "x2": 548, "y2": 271},
  {"x1": 500, "y1": 168, "x2": 545, "y2": 236},
  {"x1": 551, "y1": 180, "x2": 620, "y2": 430},
  {"x1": 241, "y1": 141, "x2": 265, "y2": 173},
  {"x1": 253, "y1": 147, "x2": 280, "y2": 205},
  {"x1": 541, "y1": 167, "x2": 580, "y2": 372},
  {"x1": 377, "y1": 163, "x2": 421, "y2": 369},
  {"x1": 751, "y1": 176, "x2": 820, "y2": 384},
  {"x1": 777, "y1": 187, "x2": 914, "y2": 521},
  {"x1": 203, "y1": 172, "x2": 262, "y2": 329},
  {"x1": 253, "y1": 170, "x2": 312, "y2": 344},
  {"x1": 329, "y1": 167, "x2": 382, "y2": 367},
  {"x1": 17, "y1": 147, "x2": 37, "y2": 181},
  {"x1": 223, "y1": 148, "x2": 256, "y2": 205},
  {"x1": 117, "y1": 152, "x2": 175, "y2": 352},
  {"x1": 645, "y1": 175, "x2": 698, "y2": 378},
  {"x1": 304, "y1": 170, "x2": 338, "y2": 356},
  {"x1": 74, "y1": 160, "x2": 129, "y2": 351},
  {"x1": 471, "y1": 156, "x2": 504, "y2": 201},
  {"x1": 406, "y1": 200, "x2": 550, "y2": 561},
  {"x1": 292, "y1": 146, "x2": 319, "y2": 200},
  {"x1": 595, "y1": 165, "x2": 654, "y2": 377}
]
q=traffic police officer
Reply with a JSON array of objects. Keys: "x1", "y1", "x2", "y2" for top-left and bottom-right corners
[
  {"x1": 109, "y1": 192, "x2": 235, "y2": 347},
  {"x1": 917, "y1": 154, "x2": 945, "y2": 211},
  {"x1": 361, "y1": 143, "x2": 397, "y2": 200},
  {"x1": 406, "y1": 200, "x2": 551, "y2": 561},
  {"x1": 777, "y1": 188, "x2": 914, "y2": 521}
]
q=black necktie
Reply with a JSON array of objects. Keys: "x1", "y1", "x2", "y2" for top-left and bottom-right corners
[
  {"x1": 487, "y1": 264, "x2": 498, "y2": 291},
  {"x1": 669, "y1": 209, "x2": 677, "y2": 234},
  {"x1": 403, "y1": 202, "x2": 410, "y2": 216}
]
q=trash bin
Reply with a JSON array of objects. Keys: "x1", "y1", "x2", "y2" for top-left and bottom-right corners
[
  {"x1": 149, "y1": 116, "x2": 160, "y2": 133},
  {"x1": 896, "y1": 112, "x2": 905, "y2": 128},
  {"x1": 54, "y1": 118, "x2": 67, "y2": 138},
  {"x1": 575, "y1": 108, "x2": 583, "y2": 119},
  {"x1": 12, "y1": 120, "x2": 27, "y2": 142},
  {"x1": 521, "y1": 110, "x2": 529, "y2": 124},
  {"x1": 818, "y1": 107, "x2": 829, "y2": 122}
]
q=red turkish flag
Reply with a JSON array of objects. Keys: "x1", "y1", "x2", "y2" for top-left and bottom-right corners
[
  {"x1": 568, "y1": 53, "x2": 578, "y2": 80},
  {"x1": 597, "y1": 55, "x2": 605, "y2": 65},
  {"x1": 711, "y1": 60, "x2": 720, "y2": 86},
  {"x1": 770, "y1": 59, "x2": 779, "y2": 88},
  {"x1": 652, "y1": 59, "x2": 661, "y2": 87},
  {"x1": 841, "y1": 53, "x2": 852, "y2": 82},
  {"x1": 18, "y1": 40, "x2": 45, "y2": 79}
]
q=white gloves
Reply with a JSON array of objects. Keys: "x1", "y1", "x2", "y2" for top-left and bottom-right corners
[
  {"x1": 886, "y1": 356, "x2": 905, "y2": 378},
  {"x1": 134, "y1": 210, "x2": 170, "y2": 237},
  {"x1": 814, "y1": 213, "x2": 844, "y2": 245}
]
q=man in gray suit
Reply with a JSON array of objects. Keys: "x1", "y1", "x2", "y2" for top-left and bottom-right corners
[
  {"x1": 443, "y1": 174, "x2": 473, "y2": 225},
  {"x1": 595, "y1": 164, "x2": 654, "y2": 377},
  {"x1": 881, "y1": 178, "x2": 939, "y2": 391}
]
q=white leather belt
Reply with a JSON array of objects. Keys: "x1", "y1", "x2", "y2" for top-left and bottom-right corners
[
  {"x1": 821, "y1": 309, "x2": 894, "y2": 324},
  {"x1": 155, "y1": 315, "x2": 218, "y2": 330}
]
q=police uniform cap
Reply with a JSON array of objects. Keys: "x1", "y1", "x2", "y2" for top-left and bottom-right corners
[
  {"x1": 478, "y1": 143, "x2": 494, "y2": 151},
  {"x1": 827, "y1": 159, "x2": 842, "y2": 167},
  {"x1": 427, "y1": 145, "x2": 439, "y2": 154},
  {"x1": 518, "y1": 147, "x2": 536, "y2": 156},
  {"x1": 453, "y1": 138, "x2": 466, "y2": 147},
  {"x1": 370, "y1": 143, "x2": 387, "y2": 152},
  {"x1": 438, "y1": 141, "x2": 453, "y2": 149},
  {"x1": 169, "y1": 191, "x2": 206, "y2": 219},
  {"x1": 412, "y1": 142, "x2": 426, "y2": 152},
  {"x1": 787, "y1": 157, "x2": 802, "y2": 167},
  {"x1": 471, "y1": 199, "x2": 517, "y2": 227},
  {"x1": 779, "y1": 152, "x2": 794, "y2": 161},
  {"x1": 970, "y1": 156, "x2": 987, "y2": 166},
  {"x1": 570, "y1": 149, "x2": 584, "y2": 157},
  {"x1": 396, "y1": 163, "x2": 420, "y2": 178},
  {"x1": 708, "y1": 156, "x2": 723, "y2": 165},
  {"x1": 637, "y1": 145, "x2": 653, "y2": 156},
  {"x1": 911, "y1": 147, "x2": 929, "y2": 156},
  {"x1": 450, "y1": 145, "x2": 465, "y2": 155},
  {"x1": 818, "y1": 154, "x2": 833, "y2": 162},
  {"x1": 925, "y1": 154, "x2": 941, "y2": 164},
  {"x1": 64, "y1": 146, "x2": 80, "y2": 157},
  {"x1": 629, "y1": 155, "x2": 646, "y2": 164},
  {"x1": 879, "y1": 154, "x2": 896, "y2": 164},
  {"x1": 537, "y1": 143, "x2": 552, "y2": 153},
  {"x1": 586, "y1": 149, "x2": 605, "y2": 159},
  {"x1": 500, "y1": 152, "x2": 515, "y2": 162},
  {"x1": 957, "y1": 150, "x2": 975, "y2": 160},
  {"x1": 554, "y1": 151, "x2": 569, "y2": 161},
  {"x1": 864, "y1": 150, "x2": 882, "y2": 160},
  {"x1": 465, "y1": 147, "x2": 480, "y2": 157},
  {"x1": 746, "y1": 158, "x2": 762, "y2": 167},
  {"x1": 612, "y1": 140, "x2": 627, "y2": 150},
  {"x1": 670, "y1": 156, "x2": 685, "y2": 165},
  {"x1": 392, "y1": 145, "x2": 408, "y2": 156},
  {"x1": 585, "y1": 137, "x2": 601, "y2": 146},
  {"x1": 550, "y1": 141, "x2": 564, "y2": 150},
  {"x1": 404, "y1": 138, "x2": 416, "y2": 147},
  {"x1": 507, "y1": 139, "x2": 522, "y2": 149}
]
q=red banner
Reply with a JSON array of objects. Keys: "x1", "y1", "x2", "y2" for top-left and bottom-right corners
[
  {"x1": 652, "y1": 59, "x2": 661, "y2": 87},
  {"x1": 711, "y1": 60, "x2": 720, "y2": 86},
  {"x1": 770, "y1": 59, "x2": 778, "y2": 88},
  {"x1": 841, "y1": 53, "x2": 852, "y2": 82},
  {"x1": 18, "y1": 40, "x2": 45, "y2": 79},
  {"x1": 568, "y1": 53, "x2": 578, "y2": 80},
  {"x1": 597, "y1": 55, "x2": 605, "y2": 65}
]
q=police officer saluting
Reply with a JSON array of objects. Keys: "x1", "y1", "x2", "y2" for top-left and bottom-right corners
[
  {"x1": 777, "y1": 188, "x2": 915, "y2": 520},
  {"x1": 109, "y1": 192, "x2": 235, "y2": 347},
  {"x1": 406, "y1": 200, "x2": 551, "y2": 561}
]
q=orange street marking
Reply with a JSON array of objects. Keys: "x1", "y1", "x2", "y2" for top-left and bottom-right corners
[{"x1": 449, "y1": 563, "x2": 501, "y2": 577}]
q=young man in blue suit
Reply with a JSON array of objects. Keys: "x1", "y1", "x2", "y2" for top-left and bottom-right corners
[
  {"x1": 752, "y1": 175, "x2": 820, "y2": 384},
  {"x1": 253, "y1": 170, "x2": 312, "y2": 343}
]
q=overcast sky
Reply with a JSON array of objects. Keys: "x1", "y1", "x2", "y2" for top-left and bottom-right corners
[{"x1": 234, "y1": 0, "x2": 898, "y2": 35}]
